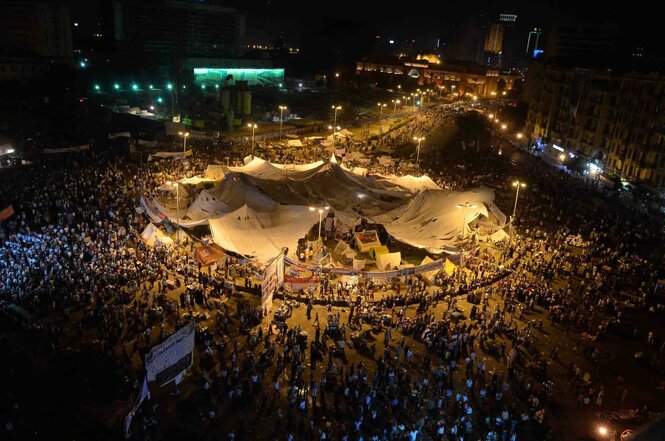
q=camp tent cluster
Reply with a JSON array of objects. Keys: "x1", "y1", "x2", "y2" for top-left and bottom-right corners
[{"x1": 145, "y1": 156, "x2": 506, "y2": 262}]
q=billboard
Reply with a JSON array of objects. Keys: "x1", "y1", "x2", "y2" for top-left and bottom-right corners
[
  {"x1": 145, "y1": 323, "x2": 195, "y2": 387},
  {"x1": 261, "y1": 253, "x2": 285, "y2": 313},
  {"x1": 193, "y1": 68, "x2": 285, "y2": 88}
]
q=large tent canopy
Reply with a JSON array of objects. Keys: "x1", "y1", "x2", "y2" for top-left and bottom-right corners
[
  {"x1": 374, "y1": 188, "x2": 502, "y2": 253},
  {"x1": 208, "y1": 204, "x2": 320, "y2": 261},
  {"x1": 149, "y1": 156, "x2": 505, "y2": 261}
]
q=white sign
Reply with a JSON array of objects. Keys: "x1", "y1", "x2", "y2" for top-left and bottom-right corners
[
  {"x1": 261, "y1": 253, "x2": 285, "y2": 314},
  {"x1": 145, "y1": 322, "x2": 195, "y2": 386}
]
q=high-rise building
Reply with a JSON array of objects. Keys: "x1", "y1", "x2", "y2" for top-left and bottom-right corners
[
  {"x1": 484, "y1": 23, "x2": 504, "y2": 54},
  {"x1": 114, "y1": 0, "x2": 245, "y2": 59},
  {"x1": 524, "y1": 60, "x2": 665, "y2": 191},
  {"x1": 526, "y1": 28, "x2": 543, "y2": 58},
  {"x1": 448, "y1": 15, "x2": 485, "y2": 66},
  {"x1": 0, "y1": 1, "x2": 73, "y2": 82},
  {"x1": 545, "y1": 23, "x2": 617, "y2": 66},
  {"x1": 484, "y1": 22, "x2": 504, "y2": 69},
  {"x1": 0, "y1": 1, "x2": 73, "y2": 58}
]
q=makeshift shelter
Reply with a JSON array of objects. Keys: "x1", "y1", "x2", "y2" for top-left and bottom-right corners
[
  {"x1": 443, "y1": 258, "x2": 457, "y2": 276},
  {"x1": 287, "y1": 139, "x2": 304, "y2": 147},
  {"x1": 333, "y1": 240, "x2": 356, "y2": 260},
  {"x1": 208, "y1": 204, "x2": 320, "y2": 261},
  {"x1": 369, "y1": 245, "x2": 389, "y2": 260},
  {"x1": 353, "y1": 258, "x2": 366, "y2": 270},
  {"x1": 194, "y1": 243, "x2": 226, "y2": 266},
  {"x1": 375, "y1": 188, "x2": 505, "y2": 253},
  {"x1": 205, "y1": 165, "x2": 226, "y2": 181},
  {"x1": 141, "y1": 223, "x2": 174, "y2": 247},
  {"x1": 355, "y1": 230, "x2": 381, "y2": 253},
  {"x1": 376, "y1": 252, "x2": 401, "y2": 270},
  {"x1": 419, "y1": 256, "x2": 440, "y2": 284}
]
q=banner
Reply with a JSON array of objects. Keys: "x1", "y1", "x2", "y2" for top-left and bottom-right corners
[
  {"x1": 124, "y1": 375, "x2": 151, "y2": 438},
  {"x1": 42, "y1": 144, "x2": 89, "y2": 154},
  {"x1": 145, "y1": 323, "x2": 195, "y2": 387},
  {"x1": 283, "y1": 256, "x2": 445, "y2": 279},
  {"x1": 0, "y1": 204, "x2": 14, "y2": 221},
  {"x1": 261, "y1": 252, "x2": 285, "y2": 313},
  {"x1": 148, "y1": 150, "x2": 193, "y2": 160}
]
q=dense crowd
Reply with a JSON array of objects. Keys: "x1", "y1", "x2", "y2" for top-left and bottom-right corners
[{"x1": 1, "y1": 102, "x2": 664, "y2": 441}]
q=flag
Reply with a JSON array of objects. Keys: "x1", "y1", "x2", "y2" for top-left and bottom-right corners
[{"x1": 0, "y1": 204, "x2": 14, "y2": 221}]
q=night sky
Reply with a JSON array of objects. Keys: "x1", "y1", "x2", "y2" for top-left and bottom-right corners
[{"x1": 65, "y1": 0, "x2": 657, "y2": 56}]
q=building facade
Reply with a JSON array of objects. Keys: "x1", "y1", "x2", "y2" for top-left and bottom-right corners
[
  {"x1": 524, "y1": 61, "x2": 665, "y2": 191},
  {"x1": 356, "y1": 60, "x2": 519, "y2": 98},
  {"x1": 114, "y1": 0, "x2": 245, "y2": 59}
]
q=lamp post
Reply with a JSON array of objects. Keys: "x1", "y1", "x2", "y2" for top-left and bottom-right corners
[
  {"x1": 278, "y1": 105, "x2": 287, "y2": 142},
  {"x1": 511, "y1": 181, "x2": 526, "y2": 245},
  {"x1": 413, "y1": 136, "x2": 425, "y2": 164},
  {"x1": 247, "y1": 123, "x2": 257, "y2": 155},
  {"x1": 392, "y1": 99, "x2": 401, "y2": 118},
  {"x1": 178, "y1": 131, "x2": 190, "y2": 154},
  {"x1": 166, "y1": 181, "x2": 180, "y2": 243},
  {"x1": 328, "y1": 125, "x2": 341, "y2": 148},
  {"x1": 309, "y1": 205, "x2": 330, "y2": 240},
  {"x1": 332, "y1": 105, "x2": 342, "y2": 131},
  {"x1": 377, "y1": 102, "x2": 387, "y2": 130}
]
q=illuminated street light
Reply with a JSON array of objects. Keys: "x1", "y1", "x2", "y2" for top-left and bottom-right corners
[
  {"x1": 278, "y1": 105, "x2": 287, "y2": 141},
  {"x1": 178, "y1": 131, "x2": 190, "y2": 154},
  {"x1": 131, "y1": 83, "x2": 138, "y2": 91},
  {"x1": 94, "y1": 84, "x2": 100, "y2": 91},
  {"x1": 598, "y1": 426, "x2": 608, "y2": 437},
  {"x1": 156, "y1": 96, "x2": 163, "y2": 103},
  {"x1": 501, "y1": 123, "x2": 507, "y2": 130},
  {"x1": 114, "y1": 83, "x2": 120, "y2": 90},
  {"x1": 413, "y1": 136, "x2": 425, "y2": 164},
  {"x1": 559, "y1": 153, "x2": 566, "y2": 161},
  {"x1": 510, "y1": 181, "x2": 526, "y2": 245},
  {"x1": 502, "y1": 91, "x2": 507, "y2": 95},
  {"x1": 309, "y1": 206, "x2": 330, "y2": 240},
  {"x1": 335, "y1": 72, "x2": 339, "y2": 78},
  {"x1": 489, "y1": 113, "x2": 494, "y2": 119},
  {"x1": 247, "y1": 123, "x2": 257, "y2": 155},
  {"x1": 392, "y1": 99, "x2": 401, "y2": 117},
  {"x1": 166, "y1": 83, "x2": 173, "y2": 90},
  {"x1": 516, "y1": 133, "x2": 523, "y2": 139},
  {"x1": 332, "y1": 105, "x2": 342, "y2": 131}
]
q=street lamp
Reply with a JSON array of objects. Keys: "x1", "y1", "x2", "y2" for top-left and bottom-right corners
[
  {"x1": 247, "y1": 123, "x2": 257, "y2": 155},
  {"x1": 166, "y1": 181, "x2": 180, "y2": 243},
  {"x1": 178, "y1": 131, "x2": 190, "y2": 153},
  {"x1": 512, "y1": 181, "x2": 526, "y2": 218},
  {"x1": 377, "y1": 102, "x2": 387, "y2": 130},
  {"x1": 413, "y1": 136, "x2": 425, "y2": 164},
  {"x1": 501, "y1": 123, "x2": 507, "y2": 130},
  {"x1": 516, "y1": 133, "x2": 523, "y2": 139},
  {"x1": 332, "y1": 105, "x2": 342, "y2": 130},
  {"x1": 328, "y1": 125, "x2": 341, "y2": 148},
  {"x1": 309, "y1": 206, "x2": 330, "y2": 240},
  {"x1": 392, "y1": 99, "x2": 401, "y2": 117},
  {"x1": 456, "y1": 202, "x2": 477, "y2": 240},
  {"x1": 279, "y1": 105, "x2": 287, "y2": 142}
]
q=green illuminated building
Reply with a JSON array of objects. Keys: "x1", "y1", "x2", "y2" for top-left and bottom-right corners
[{"x1": 193, "y1": 68, "x2": 284, "y2": 88}]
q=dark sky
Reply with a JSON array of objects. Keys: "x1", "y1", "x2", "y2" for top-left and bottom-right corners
[
  {"x1": 64, "y1": 0, "x2": 657, "y2": 55},
  {"x1": 228, "y1": 0, "x2": 653, "y2": 51}
]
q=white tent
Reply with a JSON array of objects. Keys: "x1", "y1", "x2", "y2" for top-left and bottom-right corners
[
  {"x1": 185, "y1": 190, "x2": 231, "y2": 221},
  {"x1": 205, "y1": 165, "x2": 226, "y2": 181},
  {"x1": 375, "y1": 188, "x2": 503, "y2": 253},
  {"x1": 208, "y1": 204, "x2": 320, "y2": 261},
  {"x1": 376, "y1": 252, "x2": 401, "y2": 270},
  {"x1": 141, "y1": 223, "x2": 174, "y2": 247},
  {"x1": 287, "y1": 139, "x2": 304, "y2": 147}
]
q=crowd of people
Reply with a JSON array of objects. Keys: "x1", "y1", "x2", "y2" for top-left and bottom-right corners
[{"x1": 1, "y1": 101, "x2": 664, "y2": 440}]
